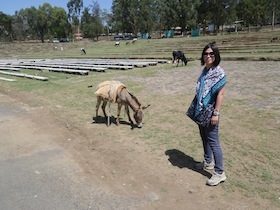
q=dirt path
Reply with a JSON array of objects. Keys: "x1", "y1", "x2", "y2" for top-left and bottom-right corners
[{"x1": 0, "y1": 93, "x2": 151, "y2": 209}]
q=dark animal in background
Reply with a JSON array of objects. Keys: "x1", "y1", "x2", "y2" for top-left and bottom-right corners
[
  {"x1": 172, "y1": 50, "x2": 188, "y2": 66},
  {"x1": 81, "y1": 48, "x2": 86, "y2": 54},
  {"x1": 271, "y1": 37, "x2": 279, "y2": 42}
]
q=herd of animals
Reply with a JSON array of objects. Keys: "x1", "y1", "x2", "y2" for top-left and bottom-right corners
[{"x1": 90, "y1": 50, "x2": 188, "y2": 128}]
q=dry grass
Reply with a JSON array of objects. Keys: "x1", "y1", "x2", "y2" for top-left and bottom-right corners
[
  {"x1": 1, "y1": 29, "x2": 280, "y2": 60},
  {"x1": 0, "y1": 30, "x2": 280, "y2": 208}
]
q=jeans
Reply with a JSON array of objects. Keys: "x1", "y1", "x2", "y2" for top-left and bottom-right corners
[{"x1": 199, "y1": 123, "x2": 224, "y2": 174}]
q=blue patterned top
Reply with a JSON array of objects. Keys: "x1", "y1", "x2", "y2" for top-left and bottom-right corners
[{"x1": 194, "y1": 65, "x2": 226, "y2": 117}]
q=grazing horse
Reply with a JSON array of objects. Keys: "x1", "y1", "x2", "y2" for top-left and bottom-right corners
[
  {"x1": 172, "y1": 50, "x2": 188, "y2": 66},
  {"x1": 90, "y1": 81, "x2": 150, "y2": 128}
]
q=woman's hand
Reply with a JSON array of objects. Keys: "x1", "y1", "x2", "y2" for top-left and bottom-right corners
[{"x1": 211, "y1": 115, "x2": 219, "y2": 125}]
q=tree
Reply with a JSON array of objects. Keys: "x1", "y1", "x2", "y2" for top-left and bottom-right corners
[
  {"x1": 81, "y1": 1, "x2": 103, "y2": 40},
  {"x1": 24, "y1": 3, "x2": 54, "y2": 42},
  {"x1": 270, "y1": 0, "x2": 280, "y2": 29},
  {"x1": 23, "y1": 3, "x2": 69, "y2": 42},
  {"x1": 203, "y1": 0, "x2": 237, "y2": 34},
  {"x1": 176, "y1": 0, "x2": 200, "y2": 34},
  {"x1": 50, "y1": 7, "x2": 71, "y2": 39},
  {"x1": 0, "y1": 12, "x2": 13, "y2": 41},
  {"x1": 90, "y1": 1, "x2": 103, "y2": 39},
  {"x1": 101, "y1": 9, "x2": 112, "y2": 36},
  {"x1": 111, "y1": 0, "x2": 134, "y2": 34},
  {"x1": 81, "y1": 7, "x2": 91, "y2": 37},
  {"x1": 25, "y1": 7, "x2": 39, "y2": 40},
  {"x1": 197, "y1": 0, "x2": 212, "y2": 35},
  {"x1": 36, "y1": 3, "x2": 52, "y2": 42},
  {"x1": 156, "y1": 0, "x2": 177, "y2": 30},
  {"x1": 111, "y1": 0, "x2": 159, "y2": 36},
  {"x1": 67, "y1": 0, "x2": 84, "y2": 33},
  {"x1": 254, "y1": 0, "x2": 270, "y2": 26},
  {"x1": 236, "y1": 0, "x2": 260, "y2": 32},
  {"x1": 12, "y1": 9, "x2": 30, "y2": 41},
  {"x1": 152, "y1": 0, "x2": 166, "y2": 36},
  {"x1": 137, "y1": 0, "x2": 157, "y2": 34}
]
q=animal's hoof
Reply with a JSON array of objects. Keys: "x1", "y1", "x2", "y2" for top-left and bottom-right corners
[{"x1": 137, "y1": 123, "x2": 143, "y2": 128}]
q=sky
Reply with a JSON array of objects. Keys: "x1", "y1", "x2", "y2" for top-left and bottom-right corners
[{"x1": 0, "y1": 0, "x2": 113, "y2": 15}]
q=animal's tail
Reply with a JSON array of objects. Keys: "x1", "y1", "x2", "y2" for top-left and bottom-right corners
[{"x1": 88, "y1": 85, "x2": 93, "y2": 88}]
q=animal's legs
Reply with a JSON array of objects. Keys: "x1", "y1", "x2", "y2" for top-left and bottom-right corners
[
  {"x1": 100, "y1": 100, "x2": 110, "y2": 126},
  {"x1": 176, "y1": 58, "x2": 179, "y2": 67},
  {"x1": 125, "y1": 104, "x2": 133, "y2": 124},
  {"x1": 95, "y1": 96, "x2": 102, "y2": 117},
  {"x1": 101, "y1": 100, "x2": 107, "y2": 118},
  {"x1": 116, "y1": 103, "x2": 122, "y2": 126},
  {"x1": 107, "y1": 102, "x2": 111, "y2": 126}
]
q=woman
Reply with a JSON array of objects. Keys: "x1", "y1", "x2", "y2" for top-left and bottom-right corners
[{"x1": 189, "y1": 42, "x2": 227, "y2": 186}]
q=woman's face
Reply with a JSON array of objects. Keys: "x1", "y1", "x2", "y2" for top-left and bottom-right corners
[{"x1": 203, "y1": 48, "x2": 215, "y2": 68}]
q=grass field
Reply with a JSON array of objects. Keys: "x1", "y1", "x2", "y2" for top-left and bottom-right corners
[
  {"x1": 1, "y1": 29, "x2": 280, "y2": 60},
  {"x1": 1, "y1": 29, "x2": 280, "y2": 209}
]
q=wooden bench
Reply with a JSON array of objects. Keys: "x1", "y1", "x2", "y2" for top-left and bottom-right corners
[
  {"x1": 19, "y1": 63, "x2": 106, "y2": 72},
  {"x1": 0, "y1": 66, "x2": 21, "y2": 71},
  {"x1": 0, "y1": 77, "x2": 17, "y2": 82},
  {"x1": 0, "y1": 70, "x2": 48, "y2": 81},
  {"x1": 12, "y1": 65, "x2": 89, "y2": 75}
]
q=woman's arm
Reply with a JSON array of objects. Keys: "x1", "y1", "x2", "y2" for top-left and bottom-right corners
[{"x1": 211, "y1": 86, "x2": 225, "y2": 125}]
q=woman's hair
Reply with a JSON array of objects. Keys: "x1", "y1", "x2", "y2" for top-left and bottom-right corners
[{"x1": 200, "y1": 41, "x2": 221, "y2": 66}]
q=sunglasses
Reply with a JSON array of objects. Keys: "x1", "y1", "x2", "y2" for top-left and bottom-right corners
[{"x1": 203, "y1": 52, "x2": 215, "y2": 56}]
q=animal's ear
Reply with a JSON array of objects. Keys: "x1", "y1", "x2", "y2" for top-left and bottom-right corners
[{"x1": 142, "y1": 104, "x2": 151, "y2": 110}]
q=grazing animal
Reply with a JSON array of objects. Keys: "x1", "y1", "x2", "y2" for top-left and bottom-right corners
[
  {"x1": 172, "y1": 50, "x2": 188, "y2": 66},
  {"x1": 81, "y1": 48, "x2": 86, "y2": 54},
  {"x1": 115, "y1": 41, "x2": 120, "y2": 46},
  {"x1": 221, "y1": 40, "x2": 228, "y2": 45},
  {"x1": 90, "y1": 80, "x2": 150, "y2": 128},
  {"x1": 271, "y1": 37, "x2": 279, "y2": 42}
]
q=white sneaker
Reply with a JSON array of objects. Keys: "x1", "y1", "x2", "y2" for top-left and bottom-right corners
[{"x1": 206, "y1": 172, "x2": 227, "y2": 186}]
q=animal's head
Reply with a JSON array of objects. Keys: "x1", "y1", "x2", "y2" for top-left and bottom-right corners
[
  {"x1": 182, "y1": 55, "x2": 188, "y2": 65},
  {"x1": 134, "y1": 104, "x2": 150, "y2": 128}
]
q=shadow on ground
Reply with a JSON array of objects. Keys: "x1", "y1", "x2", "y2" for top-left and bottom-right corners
[
  {"x1": 165, "y1": 149, "x2": 212, "y2": 178},
  {"x1": 92, "y1": 116, "x2": 138, "y2": 129}
]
